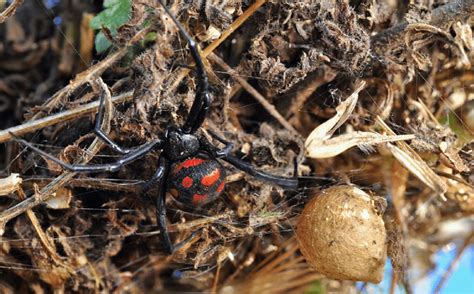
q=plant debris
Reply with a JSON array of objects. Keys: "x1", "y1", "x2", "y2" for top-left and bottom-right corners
[{"x1": 0, "y1": 0, "x2": 473, "y2": 292}]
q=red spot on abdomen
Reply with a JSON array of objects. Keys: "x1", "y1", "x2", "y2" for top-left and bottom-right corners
[
  {"x1": 174, "y1": 158, "x2": 205, "y2": 173},
  {"x1": 181, "y1": 176, "x2": 193, "y2": 188},
  {"x1": 216, "y1": 181, "x2": 225, "y2": 193},
  {"x1": 192, "y1": 194, "x2": 207, "y2": 205},
  {"x1": 201, "y1": 169, "x2": 221, "y2": 186}
]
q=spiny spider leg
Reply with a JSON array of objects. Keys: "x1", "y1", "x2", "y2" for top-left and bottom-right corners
[
  {"x1": 222, "y1": 155, "x2": 298, "y2": 190},
  {"x1": 93, "y1": 91, "x2": 131, "y2": 154},
  {"x1": 154, "y1": 156, "x2": 174, "y2": 254},
  {"x1": 199, "y1": 133, "x2": 298, "y2": 190},
  {"x1": 11, "y1": 133, "x2": 162, "y2": 173},
  {"x1": 142, "y1": 153, "x2": 168, "y2": 192},
  {"x1": 206, "y1": 130, "x2": 234, "y2": 158},
  {"x1": 158, "y1": 0, "x2": 210, "y2": 134},
  {"x1": 151, "y1": 156, "x2": 202, "y2": 254}
]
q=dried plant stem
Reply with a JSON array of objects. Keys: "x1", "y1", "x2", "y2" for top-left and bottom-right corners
[
  {"x1": 372, "y1": 0, "x2": 474, "y2": 49},
  {"x1": 16, "y1": 187, "x2": 75, "y2": 275},
  {"x1": 21, "y1": 177, "x2": 141, "y2": 193},
  {"x1": 0, "y1": 79, "x2": 114, "y2": 235},
  {"x1": 0, "y1": 0, "x2": 23, "y2": 23},
  {"x1": 133, "y1": 213, "x2": 231, "y2": 237},
  {"x1": 0, "y1": 91, "x2": 133, "y2": 144},
  {"x1": 376, "y1": 116, "x2": 447, "y2": 197},
  {"x1": 433, "y1": 232, "x2": 474, "y2": 294},
  {"x1": 165, "y1": 0, "x2": 267, "y2": 97},
  {"x1": 202, "y1": 0, "x2": 267, "y2": 56},
  {"x1": 250, "y1": 237, "x2": 299, "y2": 275},
  {"x1": 209, "y1": 53, "x2": 298, "y2": 134},
  {"x1": 390, "y1": 270, "x2": 398, "y2": 294},
  {"x1": 211, "y1": 261, "x2": 221, "y2": 294},
  {"x1": 171, "y1": 213, "x2": 230, "y2": 232}
]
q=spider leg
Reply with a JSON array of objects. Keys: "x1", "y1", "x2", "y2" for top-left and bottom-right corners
[
  {"x1": 199, "y1": 131, "x2": 234, "y2": 158},
  {"x1": 222, "y1": 155, "x2": 299, "y2": 190},
  {"x1": 158, "y1": 0, "x2": 210, "y2": 134},
  {"x1": 12, "y1": 134, "x2": 162, "y2": 173},
  {"x1": 154, "y1": 156, "x2": 174, "y2": 254},
  {"x1": 207, "y1": 130, "x2": 234, "y2": 157},
  {"x1": 142, "y1": 153, "x2": 168, "y2": 192},
  {"x1": 198, "y1": 133, "x2": 298, "y2": 190},
  {"x1": 153, "y1": 156, "x2": 203, "y2": 254},
  {"x1": 93, "y1": 91, "x2": 131, "y2": 154}
]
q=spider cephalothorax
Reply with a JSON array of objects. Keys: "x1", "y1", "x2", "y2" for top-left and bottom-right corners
[
  {"x1": 13, "y1": 0, "x2": 298, "y2": 254},
  {"x1": 162, "y1": 128, "x2": 200, "y2": 160}
]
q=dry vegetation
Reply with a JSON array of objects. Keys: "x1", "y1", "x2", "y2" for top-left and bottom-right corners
[{"x1": 0, "y1": 0, "x2": 473, "y2": 292}]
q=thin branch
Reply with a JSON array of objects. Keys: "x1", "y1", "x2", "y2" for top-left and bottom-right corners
[
  {"x1": 0, "y1": 0, "x2": 24, "y2": 24},
  {"x1": 202, "y1": 0, "x2": 267, "y2": 57},
  {"x1": 0, "y1": 91, "x2": 133, "y2": 144},
  {"x1": 372, "y1": 0, "x2": 474, "y2": 52},
  {"x1": 209, "y1": 53, "x2": 298, "y2": 135},
  {"x1": 21, "y1": 177, "x2": 141, "y2": 193}
]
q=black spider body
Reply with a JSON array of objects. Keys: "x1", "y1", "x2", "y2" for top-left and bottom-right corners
[
  {"x1": 13, "y1": 1, "x2": 298, "y2": 254},
  {"x1": 162, "y1": 129, "x2": 200, "y2": 160}
]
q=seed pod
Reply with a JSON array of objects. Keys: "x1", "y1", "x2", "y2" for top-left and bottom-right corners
[{"x1": 296, "y1": 185, "x2": 387, "y2": 283}]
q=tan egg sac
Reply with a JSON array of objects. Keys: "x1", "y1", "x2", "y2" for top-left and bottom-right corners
[{"x1": 296, "y1": 186, "x2": 387, "y2": 283}]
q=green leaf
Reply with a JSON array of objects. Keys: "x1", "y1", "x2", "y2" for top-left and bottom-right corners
[
  {"x1": 94, "y1": 31, "x2": 113, "y2": 53},
  {"x1": 144, "y1": 32, "x2": 157, "y2": 42},
  {"x1": 90, "y1": 0, "x2": 132, "y2": 52},
  {"x1": 439, "y1": 111, "x2": 473, "y2": 143},
  {"x1": 304, "y1": 281, "x2": 325, "y2": 294}
]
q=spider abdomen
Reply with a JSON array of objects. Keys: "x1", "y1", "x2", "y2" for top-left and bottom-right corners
[{"x1": 169, "y1": 157, "x2": 226, "y2": 206}]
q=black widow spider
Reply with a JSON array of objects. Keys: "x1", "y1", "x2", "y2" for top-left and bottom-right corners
[{"x1": 12, "y1": 0, "x2": 298, "y2": 254}]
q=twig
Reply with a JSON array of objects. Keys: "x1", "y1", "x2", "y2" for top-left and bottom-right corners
[
  {"x1": 435, "y1": 170, "x2": 474, "y2": 189},
  {"x1": 376, "y1": 116, "x2": 448, "y2": 197},
  {"x1": 16, "y1": 187, "x2": 75, "y2": 275},
  {"x1": 0, "y1": 91, "x2": 133, "y2": 144},
  {"x1": 0, "y1": 78, "x2": 114, "y2": 235},
  {"x1": 202, "y1": 0, "x2": 267, "y2": 57},
  {"x1": 134, "y1": 213, "x2": 231, "y2": 236},
  {"x1": 390, "y1": 269, "x2": 398, "y2": 294},
  {"x1": 209, "y1": 53, "x2": 298, "y2": 135},
  {"x1": 0, "y1": 0, "x2": 23, "y2": 23},
  {"x1": 171, "y1": 213, "x2": 231, "y2": 232},
  {"x1": 212, "y1": 259, "x2": 222, "y2": 294},
  {"x1": 433, "y1": 232, "x2": 474, "y2": 294},
  {"x1": 372, "y1": 0, "x2": 474, "y2": 50},
  {"x1": 21, "y1": 177, "x2": 141, "y2": 193}
]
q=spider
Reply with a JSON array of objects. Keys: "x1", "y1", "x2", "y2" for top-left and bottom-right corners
[{"x1": 12, "y1": 1, "x2": 298, "y2": 254}]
